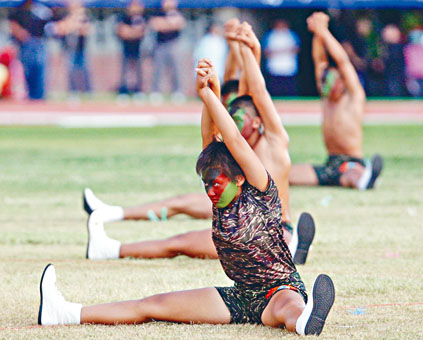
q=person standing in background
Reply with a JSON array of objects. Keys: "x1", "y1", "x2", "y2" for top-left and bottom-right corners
[
  {"x1": 116, "y1": 0, "x2": 146, "y2": 101},
  {"x1": 262, "y1": 19, "x2": 301, "y2": 97},
  {"x1": 194, "y1": 22, "x2": 227, "y2": 83},
  {"x1": 8, "y1": 0, "x2": 54, "y2": 100},
  {"x1": 149, "y1": 0, "x2": 186, "y2": 103},
  {"x1": 62, "y1": 0, "x2": 92, "y2": 98}
]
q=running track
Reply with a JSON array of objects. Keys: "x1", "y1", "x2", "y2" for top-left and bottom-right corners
[{"x1": 0, "y1": 99, "x2": 422, "y2": 127}]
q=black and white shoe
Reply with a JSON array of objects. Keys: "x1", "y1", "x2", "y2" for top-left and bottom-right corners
[
  {"x1": 366, "y1": 154, "x2": 383, "y2": 189},
  {"x1": 83, "y1": 188, "x2": 103, "y2": 215},
  {"x1": 293, "y1": 212, "x2": 315, "y2": 265},
  {"x1": 296, "y1": 274, "x2": 335, "y2": 336},
  {"x1": 357, "y1": 154, "x2": 384, "y2": 190},
  {"x1": 38, "y1": 264, "x2": 82, "y2": 325}
]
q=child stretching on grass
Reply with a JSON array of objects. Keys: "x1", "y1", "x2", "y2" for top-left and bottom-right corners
[{"x1": 38, "y1": 50, "x2": 335, "y2": 336}]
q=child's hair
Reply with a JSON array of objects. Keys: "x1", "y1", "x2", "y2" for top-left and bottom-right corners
[
  {"x1": 229, "y1": 95, "x2": 260, "y2": 118},
  {"x1": 221, "y1": 79, "x2": 239, "y2": 97},
  {"x1": 196, "y1": 140, "x2": 244, "y2": 182}
]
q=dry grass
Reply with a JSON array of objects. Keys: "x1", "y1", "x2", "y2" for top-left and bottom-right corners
[{"x1": 0, "y1": 125, "x2": 422, "y2": 339}]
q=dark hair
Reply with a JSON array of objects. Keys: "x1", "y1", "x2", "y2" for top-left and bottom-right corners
[
  {"x1": 229, "y1": 94, "x2": 259, "y2": 118},
  {"x1": 221, "y1": 79, "x2": 239, "y2": 97},
  {"x1": 196, "y1": 140, "x2": 244, "y2": 182}
]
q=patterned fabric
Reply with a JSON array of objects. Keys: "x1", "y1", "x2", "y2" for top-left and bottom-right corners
[
  {"x1": 212, "y1": 174, "x2": 302, "y2": 288},
  {"x1": 313, "y1": 154, "x2": 366, "y2": 186},
  {"x1": 216, "y1": 274, "x2": 307, "y2": 324}
]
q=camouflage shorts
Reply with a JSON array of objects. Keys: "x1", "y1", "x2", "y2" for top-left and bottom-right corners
[
  {"x1": 313, "y1": 154, "x2": 365, "y2": 186},
  {"x1": 215, "y1": 274, "x2": 307, "y2": 324}
]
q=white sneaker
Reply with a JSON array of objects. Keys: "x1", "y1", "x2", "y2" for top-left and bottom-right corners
[
  {"x1": 38, "y1": 264, "x2": 82, "y2": 325},
  {"x1": 83, "y1": 188, "x2": 104, "y2": 215},
  {"x1": 83, "y1": 189, "x2": 124, "y2": 222},
  {"x1": 296, "y1": 274, "x2": 335, "y2": 336},
  {"x1": 86, "y1": 210, "x2": 121, "y2": 260}
]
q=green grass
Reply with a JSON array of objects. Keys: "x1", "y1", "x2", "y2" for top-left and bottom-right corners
[{"x1": 0, "y1": 125, "x2": 422, "y2": 339}]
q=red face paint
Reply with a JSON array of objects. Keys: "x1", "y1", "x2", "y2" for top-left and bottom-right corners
[{"x1": 202, "y1": 170, "x2": 239, "y2": 208}]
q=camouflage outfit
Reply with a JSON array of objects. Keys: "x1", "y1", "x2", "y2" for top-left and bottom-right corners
[{"x1": 212, "y1": 175, "x2": 306, "y2": 324}]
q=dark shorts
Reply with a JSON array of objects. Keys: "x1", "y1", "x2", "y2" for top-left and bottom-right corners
[
  {"x1": 313, "y1": 154, "x2": 366, "y2": 186},
  {"x1": 215, "y1": 273, "x2": 307, "y2": 324}
]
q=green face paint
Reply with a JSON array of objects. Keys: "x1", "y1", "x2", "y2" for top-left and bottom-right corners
[
  {"x1": 223, "y1": 92, "x2": 239, "y2": 110},
  {"x1": 232, "y1": 107, "x2": 247, "y2": 133},
  {"x1": 202, "y1": 170, "x2": 239, "y2": 208},
  {"x1": 321, "y1": 69, "x2": 337, "y2": 97}
]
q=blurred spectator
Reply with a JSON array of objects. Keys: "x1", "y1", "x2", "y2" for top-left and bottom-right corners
[
  {"x1": 262, "y1": 19, "x2": 300, "y2": 97},
  {"x1": 193, "y1": 22, "x2": 227, "y2": 82},
  {"x1": 404, "y1": 27, "x2": 423, "y2": 97},
  {"x1": 8, "y1": 0, "x2": 54, "y2": 100},
  {"x1": 381, "y1": 24, "x2": 408, "y2": 97},
  {"x1": 61, "y1": 0, "x2": 92, "y2": 97},
  {"x1": 116, "y1": 0, "x2": 146, "y2": 100},
  {"x1": 149, "y1": 0, "x2": 186, "y2": 103}
]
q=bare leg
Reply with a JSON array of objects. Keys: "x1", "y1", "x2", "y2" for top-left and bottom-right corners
[
  {"x1": 289, "y1": 164, "x2": 319, "y2": 186},
  {"x1": 81, "y1": 287, "x2": 231, "y2": 325},
  {"x1": 124, "y1": 193, "x2": 212, "y2": 220},
  {"x1": 261, "y1": 289, "x2": 305, "y2": 332},
  {"x1": 119, "y1": 228, "x2": 218, "y2": 259}
]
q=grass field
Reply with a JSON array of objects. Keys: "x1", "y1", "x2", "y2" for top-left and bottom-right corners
[{"x1": 0, "y1": 124, "x2": 422, "y2": 339}]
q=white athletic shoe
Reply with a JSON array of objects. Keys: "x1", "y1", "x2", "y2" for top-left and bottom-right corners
[
  {"x1": 38, "y1": 264, "x2": 82, "y2": 325},
  {"x1": 357, "y1": 154, "x2": 384, "y2": 190},
  {"x1": 83, "y1": 188, "x2": 104, "y2": 215},
  {"x1": 86, "y1": 210, "x2": 121, "y2": 260},
  {"x1": 296, "y1": 274, "x2": 335, "y2": 336},
  {"x1": 83, "y1": 189, "x2": 124, "y2": 222}
]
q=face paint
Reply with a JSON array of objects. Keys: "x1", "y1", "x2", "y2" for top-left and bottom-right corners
[
  {"x1": 201, "y1": 169, "x2": 239, "y2": 208},
  {"x1": 321, "y1": 69, "x2": 338, "y2": 98},
  {"x1": 222, "y1": 92, "x2": 238, "y2": 110},
  {"x1": 231, "y1": 107, "x2": 254, "y2": 139}
]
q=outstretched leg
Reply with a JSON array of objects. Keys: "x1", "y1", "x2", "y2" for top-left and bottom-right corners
[
  {"x1": 38, "y1": 264, "x2": 231, "y2": 326},
  {"x1": 83, "y1": 188, "x2": 212, "y2": 222},
  {"x1": 261, "y1": 274, "x2": 335, "y2": 336},
  {"x1": 120, "y1": 229, "x2": 218, "y2": 259},
  {"x1": 289, "y1": 164, "x2": 319, "y2": 186},
  {"x1": 86, "y1": 210, "x2": 218, "y2": 260}
]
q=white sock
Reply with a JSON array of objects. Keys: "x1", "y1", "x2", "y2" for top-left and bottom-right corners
[
  {"x1": 99, "y1": 205, "x2": 124, "y2": 223},
  {"x1": 62, "y1": 302, "x2": 83, "y2": 325},
  {"x1": 357, "y1": 160, "x2": 372, "y2": 190},
  {"x1": 296, "y1": 291, "x2": 314, "y2": 335},
  {"x1": 288, "y1": 228, "x2": 298, "y2": 258}
]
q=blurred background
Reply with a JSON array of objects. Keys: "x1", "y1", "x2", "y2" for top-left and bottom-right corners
[{"x1": 0, "y1": 0, "x2": 422, "y2": 103}]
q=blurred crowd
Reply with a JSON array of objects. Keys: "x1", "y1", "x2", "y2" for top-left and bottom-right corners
[{"x1": 0, "y1": 0, "x2": 422, "y2": 101}]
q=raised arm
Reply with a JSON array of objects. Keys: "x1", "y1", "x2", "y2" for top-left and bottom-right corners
[
  {"x1": 308, "y1": 12, "x2": 364, "y2": 97},
  {"x1": 237, "y1": 22, "x2": 287, "y2": 141},
  {"x1": 223, "y1": 18, "x2": 242, "y2": 82},
  {"x1": 197, "y1": 59, "x2": 220, "y2": 149},
  {"x1": 196, "y1": 61, "x2": 268, "y2": 191}
]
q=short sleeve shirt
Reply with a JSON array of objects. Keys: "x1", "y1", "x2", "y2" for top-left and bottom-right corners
[
  {"x1": 154, "y1": 9, "x2": 181, "y2": 43},
  {"x1": 212, "y1": 174, "x2": 300, "y2": 289},
  {"x1": 117, "y1": 12, "x2": 146, "y2": 58},
  {"x1": 9, "y1": 4, "x2": 53, "y2": 41}
]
